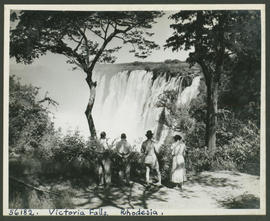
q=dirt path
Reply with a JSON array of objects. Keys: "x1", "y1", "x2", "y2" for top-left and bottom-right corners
[{"x1": 70, "y1": 170, "x2": 260, "y2": 210}]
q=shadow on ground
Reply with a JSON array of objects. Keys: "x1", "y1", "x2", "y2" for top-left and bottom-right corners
[
  {"x1": 73, "y1": 181, "x2": 168, "y2": 209},
  {"x1": 187, "y1": 173, "x2": 239, "y2": 188},
  {"x1": 17, "y1": 171, "x2": 257, "y2": 210},
  {"x1": 218, "y1": 194, "x2": 260, "y2": 209}
]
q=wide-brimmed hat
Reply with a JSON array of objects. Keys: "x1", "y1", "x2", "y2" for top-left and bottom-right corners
[
  {"x1": 100, "y1": 131, "x2": 106, "y2": 137},
  {"x1": 145, "y1": 130, "x2": 154, "y2": 137},
  {"x1": 174, "y1": 134, "x2": 182, "y2": 141}
]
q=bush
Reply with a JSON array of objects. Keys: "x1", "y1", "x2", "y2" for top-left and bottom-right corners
[
  {"x1": 9, "y1": 178, "x2": 55, "y2": 209},
  {"x1": 157, "y1": 144, "x2": 173, "y2": 183},
  {"x1": 132, "y1": 61, "x2": 142, "y2": 66},
  {"x1": 186, "y1": 120, "x2": 260, "y2": 175},
  {"x1": 219, "y1": 193, "x2": 260, "y2": 209},
  {"x1": 144, "y1": 65, "x2": 151, "y2": 72},
  {"x1": 186, "y1": 147, "x2": 212, "y2": 173},
  {"x1": 129, "y1": 151, "x2": 145, "y2": 181},
  {"x1": 222, "y1": 121, "x2": 260, "y2": 174}
]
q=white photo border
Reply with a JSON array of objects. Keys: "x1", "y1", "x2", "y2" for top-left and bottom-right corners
[{"x1": 3, "y1": 3, "x2": 266, "y2": 216}]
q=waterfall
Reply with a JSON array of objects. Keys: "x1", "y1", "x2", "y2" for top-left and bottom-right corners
[{"x1": 92, "y1": 70, "x2": 201, "y2": 146}]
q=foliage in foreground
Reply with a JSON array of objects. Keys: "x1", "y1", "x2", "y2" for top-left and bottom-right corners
[{"x1": 219, "y1": 193, "x2": 260, "y2": 209}]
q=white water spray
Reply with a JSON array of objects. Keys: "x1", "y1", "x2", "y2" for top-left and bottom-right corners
[{"x1": 92, "y1": 70, "x2": 201, "y2": 145}]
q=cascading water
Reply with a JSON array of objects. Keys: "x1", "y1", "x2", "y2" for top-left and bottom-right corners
[{"x1": 92, "y1": 70, "x2": 201, "y2": 147}]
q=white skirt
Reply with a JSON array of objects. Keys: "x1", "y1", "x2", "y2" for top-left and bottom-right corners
[{"x1": 171, "y1": 155, "x2": 187, "y2": 183}]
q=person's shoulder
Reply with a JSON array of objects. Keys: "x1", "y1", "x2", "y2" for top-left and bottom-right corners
[
  {"x1": 171, "y1": 142, "x2": 178, "y2": 148},
  {"x1": 126, "y1": 141, "x2": 132, "y2": 148},
  {"x1": 150, "y1": 139, "x2": 157, "y2": 145},
  {"x1": 180, "y1": 142, "x2": 186, "y2": 147},
  {"x1": 142, "y1": 140, "x2": 148, "y2": 146},
  {"x1": 115, "y1": 140, "x2": 121, "y2": 147}
]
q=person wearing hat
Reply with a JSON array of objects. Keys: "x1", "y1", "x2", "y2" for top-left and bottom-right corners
[
  {"x1": 115, "y1": 133, "x2": 132, "y2": 185},
  {"x1": 141, "y1": 130, "x2": 161, "y2": 186},
  {"x1": 170, "y1": 134, "x2": 187, "y2": 190}
]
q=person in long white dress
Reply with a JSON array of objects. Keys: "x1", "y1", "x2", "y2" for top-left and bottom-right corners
[{"x1": 170, "y1": 134, "x2": 187, "y2": 190}]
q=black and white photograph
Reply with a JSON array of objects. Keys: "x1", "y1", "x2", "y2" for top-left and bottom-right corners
[{"x1": 3, "y1": 4, "x2": 266, "y2": 216}]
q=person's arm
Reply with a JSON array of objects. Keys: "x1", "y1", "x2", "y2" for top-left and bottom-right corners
[
  {"x1": 178, "y1": 143, "x2": 185, "y2": 156},
  {"x1": 174, "y1": 144, "x2": 182, "y2": 156},
  {"x1": 171, "y1": 144, "x2": 175, "y2": 156},
  {"x1": 104, "y1": 139, "x2": 110, "y2": 150},
  {"x1": 115, "y1": 143, "x2": 122, "y2": 157},
  {"x1": 154, "y1": 143, "x2": 159, "y2": 157},
  {"x1": 141, "y1": 142, "x2": 146, "y2": 154},
  {"x1": 123, "y1": 143, "x2": 132, "y2": 158},
  {"x1": 183, "y1": 144, "x2": 186, "y2": 157}
]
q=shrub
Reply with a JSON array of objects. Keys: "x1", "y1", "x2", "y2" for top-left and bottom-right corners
[
  {"x1": 144, "y1": 65, "x2": 151, "y2": 72},
  {"x1": 157, "y1": 144, "x2": 173, "y2": 183},
  {"x1": 9, "y1": 178, "x2": 55, "y2": 209},
  {"x1": 222, "y1": 121, "x2": 260, "y2": 174},
  {"x1": 132, "y1": 61, "x2": 142, "y2": 66},
  {"x1": 219, "y1": 193, "x2": 260, "y2": 209},
  {"x1": 129, "y1": 151, "x2": 145, "y2": 181},
  {"x1": 185, "y1": 119, "x2": 260, "y2": 175}
]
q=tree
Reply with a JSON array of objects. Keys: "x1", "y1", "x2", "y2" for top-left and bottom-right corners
[
  {"x1": 9, "y1": 75, "x2": 57, "y2": 151},
  {"x1": 166, "y1": 10, "x2": 261, "y2": 151},
  {"x1": 219, "y1": 13, "x2": 261, "y2": 125},
  {"x1": 9, "y1": 75, "x2": 59, "y2": 183},
  {"x1": 10, "y1": 11, "x2": 163, "y2": 138}
]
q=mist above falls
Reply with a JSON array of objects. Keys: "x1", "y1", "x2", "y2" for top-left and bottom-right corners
[{"x1": 92, "y1": 69, "x2": 201, "y2": 146}]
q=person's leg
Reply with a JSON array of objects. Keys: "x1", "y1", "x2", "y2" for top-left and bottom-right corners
[
  {"x1": 146, "y1": 166, "x2": 150, "y2": 185},
  {"x1": 118, "y1": 158, "x2": 124, "y2": 184},
  {"x1": 125, "y1": 163, "x2": 131, "y2": 184},
  {"x1": 156, "y1": 168, "x2": 162, "y2": 185},
  {"x1": 178, "y1": 182, "x2": 183, "y2": 190},
  {"x1": 119, "y1": 169, "x2": 124, "y2": 181},
  {"x1": 98, "y1": 164, "x2": 104, "y2": 185},
  {"x1": 103, "y1": 158, "x2": 111, "y2": 185},
  {"x1": 155, "y1": 163, "x2": 162, "y2": 185}
]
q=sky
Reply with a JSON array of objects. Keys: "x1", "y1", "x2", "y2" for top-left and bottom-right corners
[
  {"x1": 10, "y1": 11, "x2": 190, "y2": 138},
  {"x1": 110, "y1": 11, "x2": 190, "y2": 63}
]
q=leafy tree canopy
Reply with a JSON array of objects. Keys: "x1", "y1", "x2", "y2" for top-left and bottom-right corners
[
  {"x1": 166, "y1": 10, "x2": 260, "y2": 82},
  {"x1": 10, "y1": 11, "x2": 164, "y2": 73}
]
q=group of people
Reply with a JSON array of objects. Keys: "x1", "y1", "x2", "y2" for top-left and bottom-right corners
[{"x1": 92, "y1": 130, "x2": 187, "y2": 190}]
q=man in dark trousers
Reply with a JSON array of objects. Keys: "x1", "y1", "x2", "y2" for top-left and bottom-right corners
[
  {"x1": 141, "y1": 130, "x2": 161, "y2": 186},
  {"x1": 115, "y1": 133, "x2": 132, "y2": 185}
]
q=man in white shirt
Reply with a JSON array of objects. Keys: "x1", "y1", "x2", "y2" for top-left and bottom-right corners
[{"x1": 115, "y1": 133, "x2": 132, "y2": 185}]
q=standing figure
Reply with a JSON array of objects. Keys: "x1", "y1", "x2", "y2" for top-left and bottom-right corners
[
  {"x1": 141, "y1": 130, "x2": 161, "y2": 186},
  {"x1": 115, "y1": 133, "x2": 132, "y2": 185},
  {"x1": 98, "y1": 131, "x2": 112, "y2": 186},
  {"x1": 170, "y1": 134, "x2": 187, "y2": 190}
]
